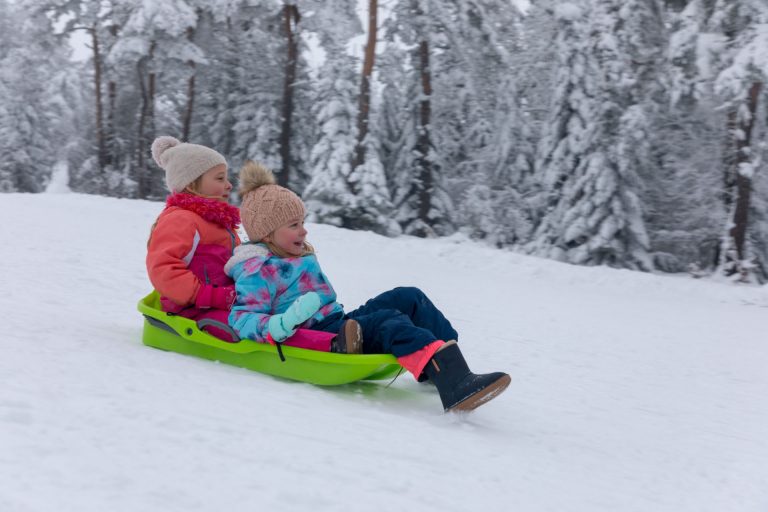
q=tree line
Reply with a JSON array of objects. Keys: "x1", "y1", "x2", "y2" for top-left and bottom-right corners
[{"x1": 2, "y1": 0, "x2": 767, "y2": 282}]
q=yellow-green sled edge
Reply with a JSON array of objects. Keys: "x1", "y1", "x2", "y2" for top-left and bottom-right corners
[{"x1": 138, "y1": 291, "x2": 402, "y2": 386}]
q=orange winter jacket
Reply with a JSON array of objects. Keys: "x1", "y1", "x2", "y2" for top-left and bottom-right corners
[{"x1": 146, "y1": 195, "x2": 240, "y2": 309}]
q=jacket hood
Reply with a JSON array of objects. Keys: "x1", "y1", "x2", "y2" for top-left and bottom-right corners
[{"x1": 224, "y1": 243, "x2": 270, "y2": 279}]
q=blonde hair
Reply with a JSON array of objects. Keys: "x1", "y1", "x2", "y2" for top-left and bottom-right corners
[
  {"x1": 184, "y1": 164, "x2": 230, "y2": 201},
  {"x1": 147, "y1": 219, "x2": 159, "y2": 248},
  {"x1": 185, "y1": 174, "x2": 206, "y2": 194},
  {"x1": 263, "y1": 239, "x2": 315, "y2": 258}
]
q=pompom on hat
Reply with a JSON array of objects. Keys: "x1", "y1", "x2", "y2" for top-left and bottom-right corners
[
  {"x1": 239, "y1": 161, "x2": 306, "y2": 242},
  {"x1": 151, "y1": 136, "x2": 227, "y2": 193}
]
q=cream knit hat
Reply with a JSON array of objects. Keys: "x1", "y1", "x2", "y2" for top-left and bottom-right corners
[
  {"x1": 151, "y1": 136, "x2": 227, "y2": 193},
  {"x1": 239, "y1": 161, "x2": 306, "y2": 242}
]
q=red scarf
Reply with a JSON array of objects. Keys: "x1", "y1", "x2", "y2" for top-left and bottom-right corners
[{"x1": 165, "y1": 193, "x2": 240, "y2": 230}]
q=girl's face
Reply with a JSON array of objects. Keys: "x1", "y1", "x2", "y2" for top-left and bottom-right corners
[
  {"x1": 191, "y1": 164, "x2": 232, "y2": 201},
  {"x1": 267, "y1": 217, "x2": 307, "y2": 257}
]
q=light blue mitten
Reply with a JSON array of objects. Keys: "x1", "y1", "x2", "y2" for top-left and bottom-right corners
[{"x1": 267, "y1": 292, "x2": 322, "y2": 342}]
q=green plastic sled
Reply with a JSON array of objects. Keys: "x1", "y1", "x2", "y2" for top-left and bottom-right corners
[{"x1": 137, "y1": 291, "x2": 402, "y2": 386}]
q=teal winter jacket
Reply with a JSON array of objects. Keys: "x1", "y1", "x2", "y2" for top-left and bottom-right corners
[{"x1": 224, "y1": 243, "x2": 343, "y2": 342}]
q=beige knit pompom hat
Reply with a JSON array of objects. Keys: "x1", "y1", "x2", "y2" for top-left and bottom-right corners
[
  {"x1": 151, "y1": 136, "x2": 227, "y2": 193},
  {"x1": 239, "y1": 161, "x2": 306, "y2": 242}
]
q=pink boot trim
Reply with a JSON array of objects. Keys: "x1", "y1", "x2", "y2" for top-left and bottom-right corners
[{"x1": 397, "y1": 340, "x2": 446, "y2": 379}]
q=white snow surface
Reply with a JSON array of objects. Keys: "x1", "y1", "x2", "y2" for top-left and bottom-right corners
[{"x1": 1, "y1": 193, "x2": 767, "y2": 512}]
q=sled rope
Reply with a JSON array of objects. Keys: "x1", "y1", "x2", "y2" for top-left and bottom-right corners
[{"x1": 384, "y1": 367, "x2": 404, "y2": 388}]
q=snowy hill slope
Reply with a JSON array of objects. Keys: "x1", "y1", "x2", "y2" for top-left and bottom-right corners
[{"x1": 1, "y1": 193, "x2": 767, "y2": 512}]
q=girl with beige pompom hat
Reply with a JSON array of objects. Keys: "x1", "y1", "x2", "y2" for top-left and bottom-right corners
[{"x1": 225, "y1": 162, "x2": 510, "y2": 412}]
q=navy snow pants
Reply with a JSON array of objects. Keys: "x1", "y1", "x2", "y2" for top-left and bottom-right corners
[{"x1": 313, "y1": 287, "x2": 458, "y2": 358}]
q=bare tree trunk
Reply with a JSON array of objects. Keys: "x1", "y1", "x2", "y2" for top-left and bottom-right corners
[
  {"x1": 181, "y1": 22, "x2": 198, "y2": 141},
  {"x1": 722, "y1": 81, "x2": 762, "y2": 279},
  {"x1": 137, "y1": 57, "x2": 149, "y2": 198},
  {"x1": 91, "y1": 24, "x2": 106, "y2": 173},
  {"x1": 137, "y1": 41, "x2": 156, "y2": 199},
  {"x1": 106, "y1": 24, "x2": 119, "y2": 170},
  {"x1": 723, "y1": 109, "x2": 738, "y2": 210},
  {"x1": 730, "y1": 82, "x2": 762, "y2": 258},
  {"x1": 149, "y1": 66, "x2": 156, "y2": 140},
  {"x1": 278, "y1": 3, "x2": 300, "y2": 187},
  {"x1": 107, "y1": 80, "x2": 117, "y2": 166},
  {"x1": 415, "y1": 37, "x2": 434, "y2": 236},
  {"x1": 349, "y1": 0, "x2": 379, "y2": 192},
  {"x1": 181, "y1": 64, "x2": 196, "y2": 142}
]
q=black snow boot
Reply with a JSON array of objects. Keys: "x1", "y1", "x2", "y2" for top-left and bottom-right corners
[
  {"x1": 424, "y1": 341, "x2": 510, "y2": 412},
  {"x1": 331, "y1": 319, "x2": 363, "y2": 354}
]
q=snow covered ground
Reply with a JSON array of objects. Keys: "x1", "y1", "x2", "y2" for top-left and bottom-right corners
[{"x1": 1, "y1": 192, "x2": 767, "y2": 512}]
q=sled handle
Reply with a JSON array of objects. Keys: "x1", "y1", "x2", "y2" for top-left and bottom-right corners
[
  {"x1": 143, "y1": 315, "x2": 241, "y2": 343},
  {"x1": 144, "y1": 315, "x2": 179, "y2": 336},
  {"x1": 196, "y1": 318, "x2": 241, "y2": 342}
]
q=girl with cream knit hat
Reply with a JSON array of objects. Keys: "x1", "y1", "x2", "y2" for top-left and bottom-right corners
[
  {"x1": 146, "y1": 136, "x2": 241, "y2": 341},
  {"x1": 225, "y1": 162, "x2": 510, "y2": 412}
]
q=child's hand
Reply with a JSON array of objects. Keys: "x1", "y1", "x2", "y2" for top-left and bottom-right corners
[
  {"x1": 195, "y1": 284, "x2": 236, "y2": 310},
  {"x1": 267, "y1": 292, "x2": 322, "y2": 342},
  {"x1": 266, "y1": 315, "x2": 295, "y2": 342},
  {"x1": 283, "y1": 292, "x2": 322, "y2": 328}
]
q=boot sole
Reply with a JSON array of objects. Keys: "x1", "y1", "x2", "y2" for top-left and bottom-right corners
[
  {"x1": 343, "y1": 320, "x2": 363, "y2": 354},
  {"x1": 448, "y1": 374, "x2": 511, "y2": 412}
]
